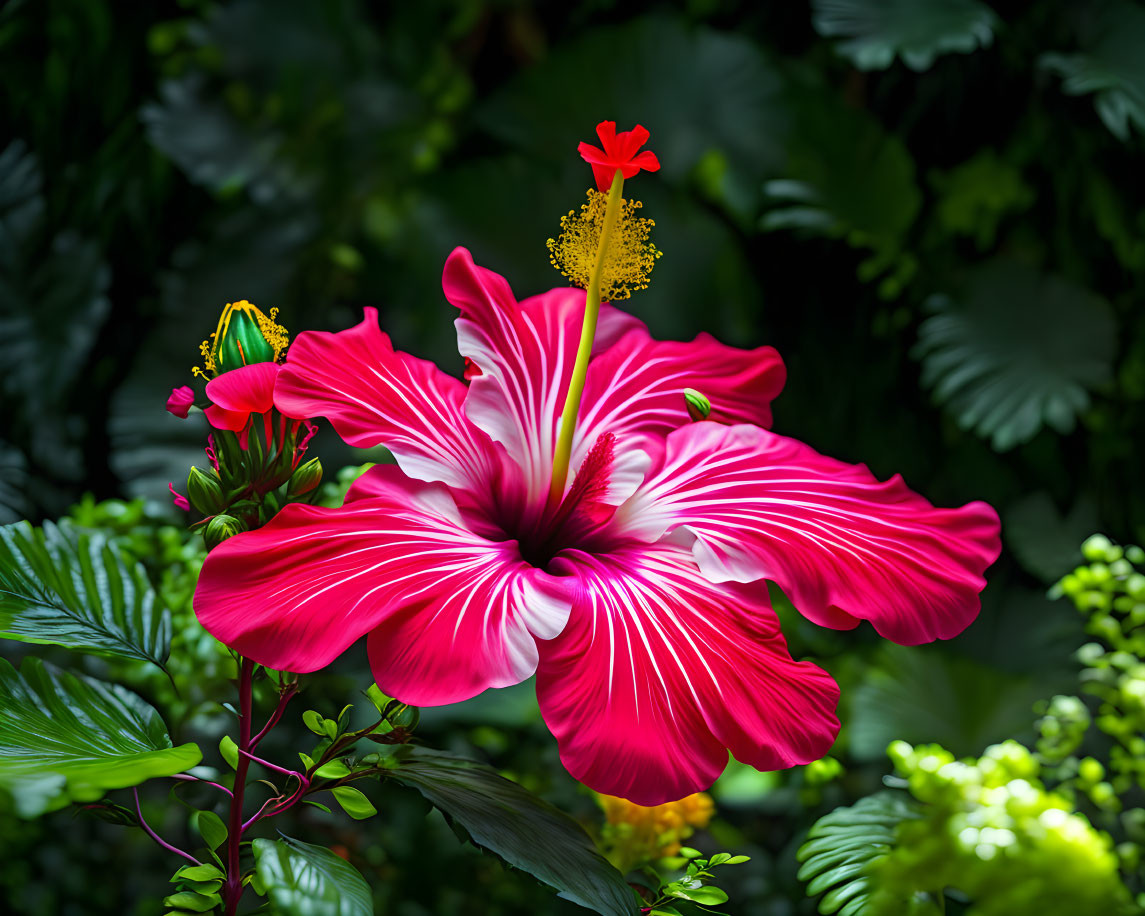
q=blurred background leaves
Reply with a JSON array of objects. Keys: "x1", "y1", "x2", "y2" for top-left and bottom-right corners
[{"x1": 3, "y1": 0, "x2": 1145, "y2": 914}]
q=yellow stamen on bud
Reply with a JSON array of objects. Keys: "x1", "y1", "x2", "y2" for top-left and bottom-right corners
[
  {"x1": 547, "y1": 190, "x2": 661, "y2": 301},
  {"x1": 193, "y1": 301, "x2": 289, "y2": 379}
]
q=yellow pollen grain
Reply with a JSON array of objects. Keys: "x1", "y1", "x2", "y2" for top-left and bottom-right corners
[{"x1": 547, "y1": 189, "x2": 661, "y2": 301}]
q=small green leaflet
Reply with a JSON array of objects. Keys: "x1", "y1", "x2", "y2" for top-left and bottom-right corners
[
  {"x1": 253, "y1": 834, "x2": 373, "y2": 916},
  {"x1": 0, "y1": 519, "x2": 170, "y2": 669},
  {"x1": 0, "y1": 657, "x2": 201, "y2": 817}
]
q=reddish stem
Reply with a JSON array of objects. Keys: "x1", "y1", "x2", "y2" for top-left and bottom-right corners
[
  {"x1": 250, "y1": 683, "x2": 297, "y2": 749},
  {"x1": 223, "y1": 658, "x2": 255, "y2": 916},
  {"x1": 133, "y1": 787, "x2": 202, "y2": 866}
]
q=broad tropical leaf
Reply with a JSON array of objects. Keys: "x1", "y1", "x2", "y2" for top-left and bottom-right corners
[
  {"x1": 0, "y1": 519, "x2": 170, "y2": 669},
  {"x1": 812, "y1": 0, "x2": 998, "y2": 71},
  {"x1": 1004, "y1": 492, "x2": 1098, "y2": 583},
  {"x1": 252, "y1": 835, "x2": 373, "y2": 916},
  {"x1": 0, "y1": 657, "x2": 201, "y2": 817},
  {"x1": 385, "y1": 747, "x2": 637, "y2": 916},
  {"x1": 797, "y1": 792, "x2": 926, "y2": 916},
  {"x1": 913, "y1": 260, "x2": 1116, "y2": 451},
  {"x1": 761, "y1": 85, "x2": 920, "y2": 296},
  {"x1": 1042, "y1": 0, "x2": 1145, "y2": 141},
  {"x1": 848, "y1": 644, "x2": 1048, "y2": 761}
]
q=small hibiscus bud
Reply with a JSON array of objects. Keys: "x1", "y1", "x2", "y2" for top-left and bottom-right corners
[
  {"x1": 186, "y1": 466, "x2": 228, "y2": 515},
  {"x1": 287, "y1": 457, "x2": 323, "y2": 498},
  {"x1": 204, "y1": 514, "x2": 245, "y2": 551},
  {"x1": 166, "y1": 385, "x2": 195, "y2": 419},
  {"x1": 195, "y1": 300, "x2": 289, "y2": 378},
  {"x1": 683, "y1": 388, "x2": 711, "y2": 422}
]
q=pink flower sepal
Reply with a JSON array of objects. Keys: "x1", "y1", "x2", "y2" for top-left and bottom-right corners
[{"x1": 166, "y1": 385, "x2": 195, "y2": 419}]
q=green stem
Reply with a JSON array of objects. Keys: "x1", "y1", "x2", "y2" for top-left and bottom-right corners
[{"x1": 549, "y1": 169, "x2": 625, "y2": 501}]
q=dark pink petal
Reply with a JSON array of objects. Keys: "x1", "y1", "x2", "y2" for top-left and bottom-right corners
[
  {"x1": 168, "y1": 482, "x2": 190, "y2": 511},
  {"x1": 571, "y1": 327, "x2": 786, "y2": 497},
  {"x1": 203, "y1": 404, "x2": 251, "y2": 433},
  {"x1": 194, "y1": 466, "x2": 572, "y2": 701},
  {"x1": 273, "y1": 306, "x2": 501, "y2": 495},
  {"x1": 616, "y1": 424, "x2": 1002, "y2": 644},
  {"x1": 205, "y1": 362, "x2": 280, "y2": 415},
  {"x1": 444, "y1": 248, "x2": 637, "y2": 503},
  {"x1": 536, "y1": 542, "x2": 840, "y2": 805},
  {"x1": 166, "y1": 385, "x2": 195, "y2": 419}
]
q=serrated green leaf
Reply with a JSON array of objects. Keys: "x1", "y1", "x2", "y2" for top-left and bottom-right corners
[
  {"x1": 252, "y1": 835, "x2": 372, "y2": 916},
  {"x1": 0, "y1": 519, "x2": 170, "y2": 668},
  {"x1": 386, "y1": 747, "x2": 636, "y2": 915},
  {"x1": 812, "y1": 0, "x2": 997, "y2": 71},
  {"x1": 0, "y1": 657, "x2": 200, "y2": 817},
  {"x1": 330, "y1": 785, "x2": 376, "y2": 820},
  {"x1": 1042, "y1": 1, "x2": 1145, "y2": 141},
  {"x1": 913, "y1": 260, "x2": 1116, "y2": 451}
]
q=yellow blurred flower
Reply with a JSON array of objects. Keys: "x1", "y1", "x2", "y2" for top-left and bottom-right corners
[{"x1": 598, "y1": 792, "x2": 715, "y2": 870}]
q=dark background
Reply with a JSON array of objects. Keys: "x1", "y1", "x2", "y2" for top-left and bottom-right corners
[{"x1": 2, "y1": 0, "x2": 1144, "y2": 913}]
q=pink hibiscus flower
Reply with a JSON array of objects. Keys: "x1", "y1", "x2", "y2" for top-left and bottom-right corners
[{"x1": 194, "y1": 249, "x2": 1001, "y2": 804}]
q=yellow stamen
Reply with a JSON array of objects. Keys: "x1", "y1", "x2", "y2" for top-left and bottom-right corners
[
  {"x1": 547, "y1": 191, "x2": 660, "y2": 301},
  {"x1": 549, "y1": 170, "x2": 627, "y2": 500}
]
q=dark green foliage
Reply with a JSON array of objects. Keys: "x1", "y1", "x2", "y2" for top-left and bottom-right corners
[
  {"x1": 0, "y1": 519, "x2": 170, "y2": 669},
  {"x1": 385, "y1": 747, "x2": 637, "y2": 916},
  {"x1": 0, "y1": 657, "x2": 200, "y2": 817},
  {"x1": 253, "y1": 835, "x2": 374, "y2": 916},
  {"x1": 812, "y1": 0, "x2": 998, "y2": 71},
  {"x1": 914, "y1": 260, "x2": 1117, "y2": 451},
  {"x1": 1041, "y1": 0, "x2": 1145, "y2": 141}
]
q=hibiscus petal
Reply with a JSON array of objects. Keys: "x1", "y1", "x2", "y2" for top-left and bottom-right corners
[
  {"x1": 194, "y1": 466, "x2": 572, "y2": 703},
  {"x1": 536, "y1": 542, "x2": 840, "y2": 805},
  {"x1": 205, "y1": 362, "x2": 280, "y2": 415},
  {"x1": 616, "y1": 424, "x2": 1002, "y2": 644},
  {"x1": 273, "y1": 306, "x2": 499, "y2": 494},
  {"x1": 570, "y1": 327, "x2": 785, "y2": 499},
  {"x1": 445, "y1": 248, "x2": 637, "y2": 502}
]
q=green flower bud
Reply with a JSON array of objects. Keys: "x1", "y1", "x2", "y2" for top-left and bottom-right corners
[
  {"x1": 186, "y1": 466, "x2": 227, "y2": 515},
  {"x1": 683, "y1": 387, "x2": 711, "y2": 422},
  {"x1": 287, "y1": 457, "x2": 323, "y2": 498},
  {"x1": 204, "y1": 514, "x2": 245, "y2": 551},
  {"x1": 195, "y1": 300, "x2": 289, "y2": 377}
]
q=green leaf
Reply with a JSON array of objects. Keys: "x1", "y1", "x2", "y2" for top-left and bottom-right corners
[
  {"x1": 761, "y1": 86, "x2": 920, "y2": 296},
  {"x1": 1005, "y1": 492, "x2": 1098, "y2": 583},
  {"x1": 0, "y1": 519, "x2": 170, "y2": 668},
  {"x1": 668, "y1": 884, "x2": 729, "y2": 906},
  {"x1": 218, "y1": 735, "x2": 239, "y2": 770},
  {"x1": 1042, "y1": 1, "x2": 1145, "y2": 141},
  {"x1": 913, "y1": 260, "x2": 1116, "y2": 451},
  {"x1": 252, "y1": 834, "x2": 373, "y2": 916},
  {"x1": 175, "y1": 864, "x2": 225, "y2": 883},
  {"x1": 314, "y1": 760, "x2": 351, "y2": 780},
  {"x1": 848, "y1": 645, "x2": 1048, "y2": 761},
  {"x1": 330, "y1": 785, "x2": 377, "y2": 820},
  {"x1": 0, "y1": 657, "x2": 200, "y2": 817},
  {"x1": 797, "y1": 792, "x2": 921, "y2": 915},
  {"x1": 193, "y1": 810, "x2": 228, "y2": 851},
  {"x1": 385, "y1": 747, "x2": 637, "y2": 915},
  {"x1": 302, "y1": 709, "x2": 326, "y2": 736},
  {"x1": 163, "y1": 890, "x2": 221, "y2": 912},
  {"x1": 812, "y1": 0, "x2": 998, "y2": 71}
]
